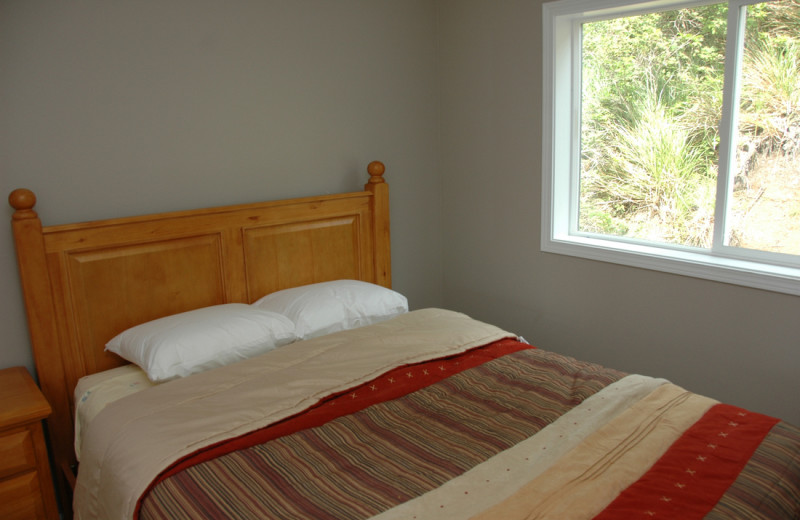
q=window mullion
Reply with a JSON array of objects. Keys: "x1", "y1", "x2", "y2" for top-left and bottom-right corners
[{"x1": 712, "y1": 1, "x2": 748, "y2": 253}]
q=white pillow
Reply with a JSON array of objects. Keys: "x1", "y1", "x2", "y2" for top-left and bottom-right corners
[
  {"x1": 252, "y1": 280, "x2": 408, "y2": 340},
  {"x1": 105, "y1": 303, "x2": 297, "y2": 382}
]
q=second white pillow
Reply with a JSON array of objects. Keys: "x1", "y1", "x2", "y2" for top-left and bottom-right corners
[{"x1": 252, "y1": 280, "x2": 408, "y2": 340}]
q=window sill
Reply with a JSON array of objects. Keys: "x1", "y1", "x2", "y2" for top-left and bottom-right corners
[{"x1": 542, "y1": 234, "x2": 800, "y2": 296}]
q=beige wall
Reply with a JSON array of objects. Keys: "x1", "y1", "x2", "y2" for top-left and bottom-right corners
[
  {"x1": 437, "y1": 0, "x2": 800, "y2": 424},
  {"x1": 3, "y1": 1, "x2": 798, "y2": 426},
  {"x1": 1, "y1": 1, "x2": 442, "y2": 369}
]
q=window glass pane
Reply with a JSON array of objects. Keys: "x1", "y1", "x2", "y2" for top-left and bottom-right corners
[
  {"x1": 727, "y1": 0, "x2": 800, "y2": 255},
  {"x1": 579, "y1": 5, "x2": 728, "y2": 248}
]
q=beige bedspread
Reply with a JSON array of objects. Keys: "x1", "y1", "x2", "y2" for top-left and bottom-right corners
[{"x1": 74, "y1": 308, "x2": 515, "y2": 520}]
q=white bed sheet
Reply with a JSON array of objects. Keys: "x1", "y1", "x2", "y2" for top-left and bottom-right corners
[{"x1": 74, "y1": 365, "x2": 155, "y2": 461}]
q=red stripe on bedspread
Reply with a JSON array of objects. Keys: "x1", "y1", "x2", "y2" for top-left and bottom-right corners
[
  {"x1": 139, "y1": 338, "x2": 530, "y2": 508},
  {"x1": 595, "y1": 403, "x2": 780, "y2": 519}
]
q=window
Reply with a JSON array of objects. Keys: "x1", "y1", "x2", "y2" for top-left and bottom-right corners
[{"x1": 542, "y1": 0, "x2": 800, "y2": 295}]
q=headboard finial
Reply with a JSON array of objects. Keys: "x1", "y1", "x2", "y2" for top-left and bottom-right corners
[
  {"x1": 367, "y1": 161, "x2": 386, "y2": 184},
  {"x1": 9, "y1": 189, "x2": 38, "y2": 220}
]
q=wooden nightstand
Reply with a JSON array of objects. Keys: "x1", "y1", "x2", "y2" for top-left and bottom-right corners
[{"x1": 0, "y1": 367, "x2": 59, "y2": 519}]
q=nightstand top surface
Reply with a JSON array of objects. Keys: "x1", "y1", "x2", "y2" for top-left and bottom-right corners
[{"x1": 0, "y1": 366, "x2": 51, "y2": 428}]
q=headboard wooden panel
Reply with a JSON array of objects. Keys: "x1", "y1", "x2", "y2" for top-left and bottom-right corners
[{"x1": 8, "y1": 161, "x2": 390, "y2": 507}]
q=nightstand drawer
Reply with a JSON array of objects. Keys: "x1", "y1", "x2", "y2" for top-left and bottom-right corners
[
  {"x1": 0, "y1": 367, "x2": 58, "y2": 519},
  {"x1": 0, "y1": 428, "x2": 37, "y2": 479},
  {"x1": 0, "y1": 470, "x2": 45, "y2": 519}
]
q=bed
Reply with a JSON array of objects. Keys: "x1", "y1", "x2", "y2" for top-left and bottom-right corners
[{"x1": 8, "y1": 161, "x2": 800, "y2": 519}]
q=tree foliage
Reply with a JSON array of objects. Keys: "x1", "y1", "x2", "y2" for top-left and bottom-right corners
[{"x1": 579, "y1": 0, "x2": 800, "y2": 247}]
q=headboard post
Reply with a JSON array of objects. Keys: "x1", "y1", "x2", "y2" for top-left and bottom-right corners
[
  {"x1": 365, "y1": 161, "x2": 391, "y2": 288},
  {"x1": 8, "y1": 189, "x2": 75, "y2": 507}
]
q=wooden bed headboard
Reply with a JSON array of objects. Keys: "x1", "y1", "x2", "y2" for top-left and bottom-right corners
[{"x1": 8, "y1": 160, "x2": 390, "y2": 502}]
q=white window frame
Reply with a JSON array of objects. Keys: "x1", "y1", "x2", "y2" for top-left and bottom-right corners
[{"x1": 541, "y1": 0, "x2": 800, "y2": 296}]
